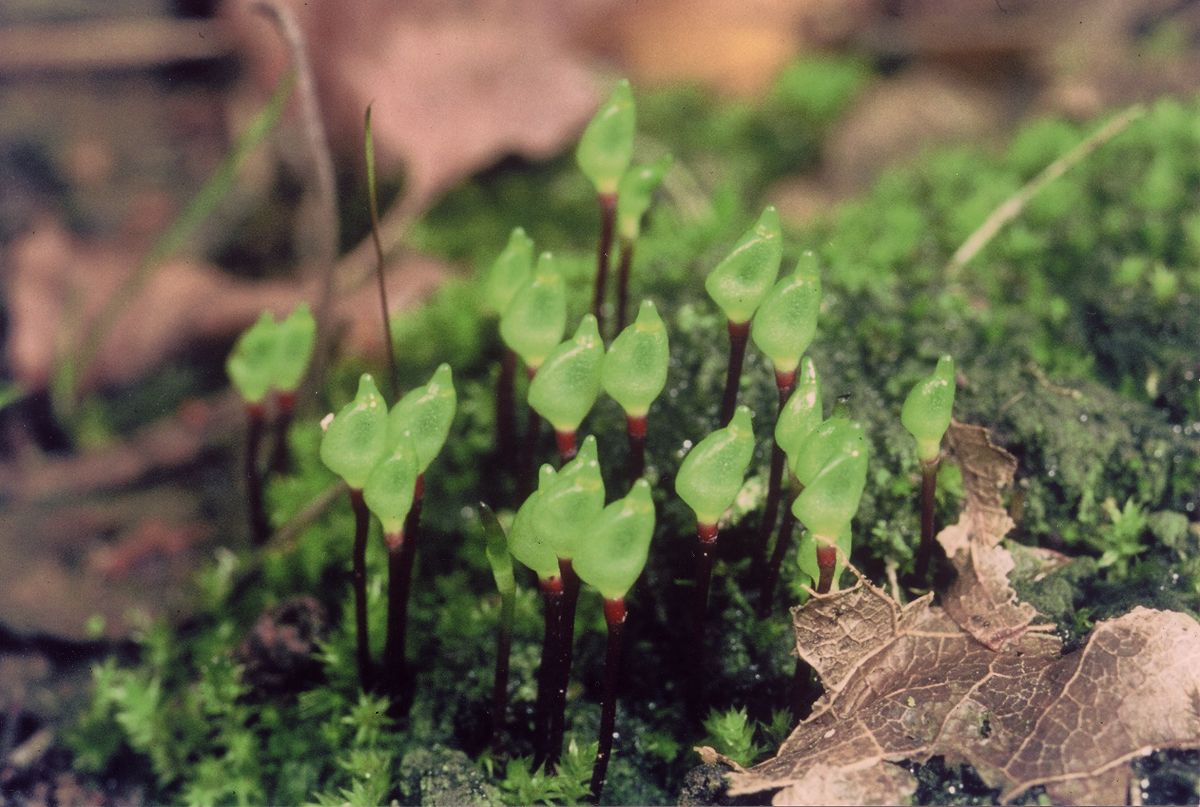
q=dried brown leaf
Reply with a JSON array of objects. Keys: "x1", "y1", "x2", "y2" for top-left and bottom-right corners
[
  {"x1": 730, "y1": 576, "x2": 1200, "y2": 804},
  {"x1": 938, "y1": 419, "x2": 1041, "y2": 649},
  {"x1": 223, "y1": 0, "x2": 603, "y2": 215}
]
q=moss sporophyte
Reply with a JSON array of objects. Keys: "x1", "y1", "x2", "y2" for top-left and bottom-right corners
[
  {"x1": 901, "y1": 355, "x2": 956, "y2": 583},
  {"x1": 484, "y1": 228, "x2": 535, "y2": 463},
  {"x1": 577, "y1": 79, "x2": 635, "y2": 336},
  {"x1": 601, "y1": 299, "x2": 670, "y2": 483},
  {"x1": 527, "y1": 316, "x2": 605, "y2": 462},
  {"x1": 614, "y1": 156, "x2": 672, "y2": 333},
  {"x1": 227, "y1": 304, "x2": 316, "y2": 544},
  {"x1": 705, "y1": 205, "x2": 783, "y2": 424}
]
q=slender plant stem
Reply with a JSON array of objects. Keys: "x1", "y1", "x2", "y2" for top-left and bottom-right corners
[
  {"x1": 245, "y1": 403, "x2": 270, "y2": 546},
  {"x1": 757, "y1": 491, "x2": 798, "y2": 618},
  {"x1": 489, "y1": 590, "x2": 516, "y2": 753},
  {"x1": 946, "y1": 103, "x2": 1145, "y2": 280},
  {"x1": 718, "y1": 321, "x2": 750, "y2": 426},
  {"x1": 815, "y1": 543, "x2": 837, "y2": 595},
  {"x1": 688, "y1": 522, "x2": 718, "y2": 724},
  {"x1": 267, "y1": 390, "x2": 296, "y2": 476},
  {"x1": 614, "y1": 236, "x2": 634, "y2": 335},
  {"x1": 546, "y1": 559, "x2": 581, "y2": 772},
  {"x1": 626, "y1": 414, "x2": 646, "y2": 486},
  {"x1": 589, "y1": 598, "x2": 627, "y2": 804},
  {"x1": 364, "y1": 104, "x2": 399, "y2": 400},
  {"x1": 753, "y1": 381, "x2": 794, "y2": 576},
  {"x1": 497, "y1": 348, "x2": 518, "y2": 471},
  {"x1": 348, "y1": 488, "x2": 372, "y2": 691},
  {"x1": 532, "y1": 576, "x2": 564, "y2": 770},
  {"x1": 914, "y1": 459, "x2": 939, "y2": 584},
  {"x1": 387, "y1": 477, "x2": 424, "y2": 712},
  {"x1": 592, "y1": 193, "x2": 617, "y2": 338}
]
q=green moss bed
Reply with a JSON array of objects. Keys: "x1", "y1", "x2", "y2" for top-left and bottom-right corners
[{"x1": 54, "y1": 61, "x2": 1200, "y2": 804}]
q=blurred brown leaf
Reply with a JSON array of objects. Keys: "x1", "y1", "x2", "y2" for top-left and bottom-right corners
[
  {"x1": 5, "y1": 216, "x2": 447, "y2": 393},
  {"x1": 222, "y1": 0, "x2": 604, "y2": 215}
]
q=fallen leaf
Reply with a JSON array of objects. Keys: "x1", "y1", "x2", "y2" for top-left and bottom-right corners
[
  {"x1": 937, "y1": 419, "x2": 1041, "y2": 650},
  {"x1": 729, "y1": 576, "x2": 1200, "y2": 804},
  {"x1": 222, "y1": 0, "x2": 603, "y2": 216},
  {"x1": 6, "y1": 216, "x2": 448, "y2": 394}
]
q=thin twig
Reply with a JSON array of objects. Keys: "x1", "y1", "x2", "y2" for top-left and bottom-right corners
[
  {"x1": 254, "y1": 0, "x2": 340, "y2": 407},
  {"x1": 946, "y1": 104, "x2": 1145, "y2": 279}
]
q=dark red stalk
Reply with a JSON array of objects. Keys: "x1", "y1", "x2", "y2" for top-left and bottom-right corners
[
  {"x1": 497, "y1": 348, "x2": 518, "y2": 470},
  {"x1": 625, "y1": 414, "x2": 646, "y2": 485},
  {"x1": 815, "y1": 543, "x2": 837, "y2": 595},
  {"x1": 914, "y1": 458, "x2": 940, "y2": 583},
  {"x1": 365, "y1": 105, "x2": 399, "y2": 401},
  {"x1": 752, "y1": 380, "x2": 794, "y2": 576},
  {"x1": 244, "y1": 402, "x2": 270, "y2": 546},
  {"x1": 384, "y1": 475, "x2": 424, "y2": 710},
  {"x1": 348, "y1": 488, "x2": 373, "y2": 691},
  {"x1": 267, "y1": 390, "x2": 296, "y2": 475},
  {"x1": 546, "y1": 558, "x2": 581, "y2": 772},
  {"x1": 614, "y1": 236, "x2": 634, "y2": 336},
  {"x1": 589, "y1": 598, "x2": 627, "y2": 804},
  {"x1": 532, "y1": 575, "x2": 565, "y2": 770},
  {"x1": 687, "y1": 522, "x2": 719, "y2": 723},
  {"x1": 489, "y1": 589, "x2": 516, "y2": 753},
  {"x1": 718, "y1": 320, "x2": 750, "y2": 426},
  {"x1": 592, "y1": 193, "x2": 617, "y2": 338},
  {"x1": 757, "y1": 491, "x2": 798, "y2": 618},
  {"x1": 555, "y1": 429, "x2": 578, "y2": 464}
]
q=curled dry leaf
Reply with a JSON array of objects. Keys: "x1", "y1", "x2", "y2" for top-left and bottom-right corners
[
  {"x1": 938, "y1": 418, "x2": 1040, "y2": 650},
  {"x1": 730, "y1": 577, "x2": 1200, "y2": 805}
]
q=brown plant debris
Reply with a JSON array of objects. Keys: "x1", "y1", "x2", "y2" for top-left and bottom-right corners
[
  {"x1": 730, "y1": 578, "x2": 1200, "y2": 804},
  {"x1": 938, "y1": 419, "x2": 1041, "y2": 650},
  {"x1": 729, "y1": 422, "x2": 1200, "y2": 804}
]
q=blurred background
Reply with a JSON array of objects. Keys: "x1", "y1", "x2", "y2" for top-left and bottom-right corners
[{"x1": 2, "y1": 0, "x2": 1200, "y2": 798}]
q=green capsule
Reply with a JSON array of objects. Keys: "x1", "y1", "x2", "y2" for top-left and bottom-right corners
[
  {"x1": 482, "y1": 227, "x2": 535, "y2": 316},
  {"x1": 226, "y1": 311, "x2": 277, "y2": 405},
  {"x1": 270, "y1": 303, "x2": 316, "y2": 394},
  {"x1": 499, "y1": 252, "x2": 567, "y2": 371},
  {"x1": 509, "y1": 465, "x2": 563, "y2": 581},
  {"x1": 750, "y1": 252, "x2": 820, "y2": 376},
  {"x1": 675, "y1": 405, "x2": 755, "y2": 526},
  {"x1": 901, "y1": 355, "x2": 956, "y2": 462},
  {"x1": 790, "y1": 416, "x2": 865, "y2": 488},
  {"x1": 617, "y1": 155, "x2": 673, "y2": 241},
  {"x1": 573, "y1": 480, "x2": 656, "y2": 600},
  {"x1": 527, "y1": 315, "x2": 604, "y2": 433},
  {"x1": 792, "y1": 439, "x2": 869, "y2": 541},
  {"x1": 532, "y1": 436, "x2": 604, "y2": 560},
  {"x1": 388, "y1": 363, "x2": 456, "y2": 473},
  {"x1": 479, "y1": 504, "x2": 516, "y2": 599},
  {"x1": 775, "y1": 357, "x2": 822, "y2": 461},
  {"x1": 704, "y1": 206, "x2": 783, "y2": 325},
  {"x1": 576, "y1": 79, "x2": 636, "y2": 197},
  {"x1": 601, "y1": 300, "x2": 669, "y2": 418},
  {"x1": 319, "y1": 374, "x2": 389, "y2": 490},
  {"x1": 362, "y1": 430, "x2": 418, "y2": 536}
]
